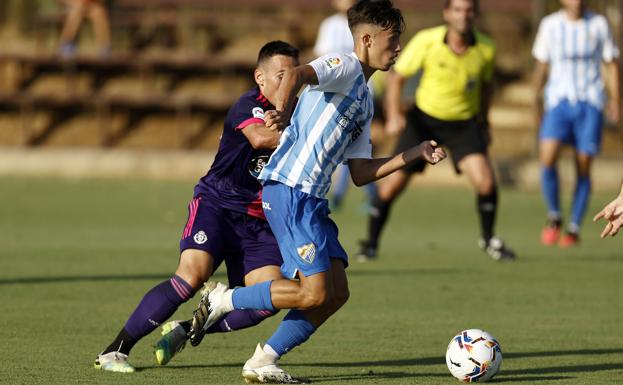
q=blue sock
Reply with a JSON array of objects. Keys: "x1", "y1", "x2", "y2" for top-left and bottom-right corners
[
  {"x1": 541, "y1": 166, "x2": 561, "y2": 218},
  {"x1": 570, "y1": 175, "x2": 591, "y2": 231},
  {"x1": 232, "y1": 281, "x2": 275, "y2": 311},
  {"x1": 266, "y1": 310, "x2": 317, "y2": 356}
]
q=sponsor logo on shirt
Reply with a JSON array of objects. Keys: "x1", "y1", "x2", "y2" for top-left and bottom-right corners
[
  {"x1": 297, "y1": 243, "x2": 316, "y2": 264},
  {"x1": 324, "y1": 57, "x2": 342, "y2": 69},
  {"x1": 262, "y1": 201, "x2": 272, "y2": 211},
  {"x1": 252, "y1": 107, "x2": 265, "y2": 120},
  {"x1": 249, "y1": 154, "x2": 271, "y2": 178},
  {"x1": 193, "y1": 230, "x2": 208, "y2": 244},
  {"x1": 336, "y1": 115, "x2": 350, "y2": 129},
  {"x1": 351, "y1": 122, "x2": 363, "y2": 141}
]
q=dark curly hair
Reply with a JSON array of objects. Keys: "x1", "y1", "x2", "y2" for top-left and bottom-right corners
[{"x1": 347, "y1": 0, "x2": 405, "y2": 34}]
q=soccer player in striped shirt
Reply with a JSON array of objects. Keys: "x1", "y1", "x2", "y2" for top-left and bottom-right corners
[
  {"x1": 93, "y1": 41, "x2": 299, "y2": 373},
  {"x1": 534, "y1": 0, "x2": 620, "y2": 247},
  {"x1": 187, "y1": 1, "x2": 446, "y2": 383}
]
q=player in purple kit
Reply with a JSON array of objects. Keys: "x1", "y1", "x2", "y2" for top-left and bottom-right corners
[{"x1": 94, "y1": 41, "x2": 299, "y2": 373}]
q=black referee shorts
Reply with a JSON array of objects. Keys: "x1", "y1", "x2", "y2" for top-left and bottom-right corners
[{"x1": 393, "y1": 107, "x2": 489, "y2": 174}]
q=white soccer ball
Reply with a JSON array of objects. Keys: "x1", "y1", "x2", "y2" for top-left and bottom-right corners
[{"x1": 445, "y1": 329, "x2": 503, "y2": 382}]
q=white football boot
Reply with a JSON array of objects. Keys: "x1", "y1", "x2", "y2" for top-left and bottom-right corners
[
  {"x1": 189, "y1": 281, "x2": 233, "y2": 346},
  {"x1": 241, "y1": 343, "x2": 304, "y2": 384},
  {"x1": 94, "y1": 351, "x2": 135, "y2": 373}
]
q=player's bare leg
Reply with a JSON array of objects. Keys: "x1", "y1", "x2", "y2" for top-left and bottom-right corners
[
  {"x1": 459, "y1": 153, "x2": 515, "y2": 260},
  {"x1": 241, "y1": 259, "x2": 348, "y2": 384},
  {"x1": 539, "y1": 139, "x2": 563, "y2": 245}
]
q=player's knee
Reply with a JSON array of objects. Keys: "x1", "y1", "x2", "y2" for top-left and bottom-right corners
[
  {"x1": 331, "y1": 287, "x2": 349, "y2": 311},
  {"x1": 477, "y1": 177, "x2": 496, "y2": 196},
  {"x1": 298, "y1": 288, "x2": 328, "y2": 310},
  {"x1": 175, "y1": 263, "x2": 210, "y2": 290}
]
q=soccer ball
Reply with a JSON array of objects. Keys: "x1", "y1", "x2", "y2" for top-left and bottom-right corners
[{"x1": 445, "y1": 329, "x2": 503, "y2": 382}]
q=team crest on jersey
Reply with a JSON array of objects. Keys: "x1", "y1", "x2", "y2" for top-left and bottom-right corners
[
  {"x1": 465, "y1": 78, "x2": 477, "y2": 91},
  {"x1": 193, "y1": 230, "x2": 208, "y2": 244},
  {"x1": 297, "y1": 243, "x2": 316, "y2": 264},
  {"x1": 252, "y1": 107, "x2": 265, "y2": 120},
  {"x1": 324, "y1": 57, "x2": 342, "y2": 69}
]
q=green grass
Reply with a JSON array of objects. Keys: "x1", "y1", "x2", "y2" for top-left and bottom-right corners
[{"x1": 1, "y1": 177, "x2": 622, "y2": 384}]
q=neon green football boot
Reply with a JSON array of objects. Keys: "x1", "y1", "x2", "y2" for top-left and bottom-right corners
[{"x1": 154, "y1": 320, "x2": 189, "y2": 365}]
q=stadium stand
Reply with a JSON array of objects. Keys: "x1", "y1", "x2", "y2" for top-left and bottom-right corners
[{"x1": 0, "y1": 0, "x2": 620, "y2": 161}]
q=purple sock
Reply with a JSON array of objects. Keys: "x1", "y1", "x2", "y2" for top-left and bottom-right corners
[
  {"x1": 123, "y1": 275, "x2": 195, "y2": 340},
  {"x1": 206, "y1": 309, "x2": 277, "y2": 334}
]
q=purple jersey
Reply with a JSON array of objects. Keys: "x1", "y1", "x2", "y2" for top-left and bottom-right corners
[{"x1": 195, "y1": 87, "x2": 273, "y2": 219}]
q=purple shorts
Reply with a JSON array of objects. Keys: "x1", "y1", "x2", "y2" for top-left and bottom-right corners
[{"x1": 180, "y1": 194, "x2": 282, "y2": 287}]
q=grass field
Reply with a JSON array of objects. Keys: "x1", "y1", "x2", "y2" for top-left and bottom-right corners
[{"x1": 1, "y1": 177, "x2": 622, "y2": 385}]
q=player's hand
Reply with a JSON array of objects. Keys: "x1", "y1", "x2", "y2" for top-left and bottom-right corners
[
  {"x1": 607, "y1": 99, "x2": 621, "y2": 124},
  {"x1": 417, "y1": 140, "x2": 447, "y2": 165},
  {"x1": 264, "y1": 110, "x2": 288, "y2": 132},
  {"x1": 593, "y1": 194, "x2": 623, "y2": 238},
  {"x1": 385, "y1": 113, "x2": 406, "y2": 136}
]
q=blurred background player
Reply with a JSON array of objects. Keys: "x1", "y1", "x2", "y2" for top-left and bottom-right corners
[
  {"x1": 594, "y1": 181, "x2": 623, "y2": 238},
  {"x1": 187, "y1": 1, "x2": 446, "y2": 383},
  {"x1": 357, "y1": 0, "x2": 516, "y2": 262},
  {"x1": 533, "y1": 0, "x2": 620, "y2": 248},
  {"x1": 93, "y1": 41, "x2": 299, "y2": 372},
  {"x1": 314, "y1": 0, "x2": 378, "y2": 211},
  {"x1": 57, "y1": 0, "x2": 111, "y2": 57}
]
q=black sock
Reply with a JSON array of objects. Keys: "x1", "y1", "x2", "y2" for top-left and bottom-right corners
[
  {"x1": 367, "y1": 196, "x2": 393, "y2": 249},
  {"x1": 102, "y1": 328, "x2": 138, "y2": 356},
  {"x1": 477, "y1": 190, "x2": 498, "y2": 242}
]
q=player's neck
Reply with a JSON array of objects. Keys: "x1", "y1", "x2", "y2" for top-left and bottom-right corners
[
  {"x1": 446, "y1": 28, "x2": 472, "y2": 55},
  {"x1": 564, "y1": 8, "x2": 585, "y2": 21},
  {"x1": 361, "y1": 64, "x2": 376, "y2": 82},
  {"x1": 353, "y1": 49, "x2": 376, "y2": 81}
]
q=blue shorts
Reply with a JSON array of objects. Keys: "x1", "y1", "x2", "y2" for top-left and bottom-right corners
[
  {"x1": 262, "y1": 181, "x2": 348, "y2": 279},
  {"x1": 179, "y1": 193, "x2": 282, "y2": 287},
  {"x1": 540, "y1": 100, "x2": 603, "y2": 156}
]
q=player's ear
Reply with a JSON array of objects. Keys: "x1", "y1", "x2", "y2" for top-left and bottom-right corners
[
  {"x1": 254, "y1": 68, "x2": 265, "y2": 88},
  {"x1": 362, "y1": 32, "x2": 372, "y2": 49}
]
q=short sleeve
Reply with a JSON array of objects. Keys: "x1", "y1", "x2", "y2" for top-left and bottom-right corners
[
  {"x1": 599, "y1": 17, "x2": 620, "y2": 62},
  {"x1": 343, "y1": 119, "x2": 372, "y2": 160},
  {"x1": 309, "y1": 53, "x2": 359, "y2": 93},
  {"x1": 230, "y1": 98, "x2": 266, "y2": 131},
  {"x1": 393, "y1": 33, "x2": 427, "y2": 78},
  {"x1": 532, "y1": 19, "x2": 550, "y2": 63},
  {"x1": 482, "y1": 44, "x2": 496, "y2": 83}
]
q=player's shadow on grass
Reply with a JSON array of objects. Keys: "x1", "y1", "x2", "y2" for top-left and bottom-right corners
[
  {"x1": 347, "y1": 267, "x2": 461, "y2": 277},
  {"x1": 0, "y1": 272, "x2": 228, "y2": 285},
  {"x1": 293, "y1": 348, "x2": 623, "y2": 369}
]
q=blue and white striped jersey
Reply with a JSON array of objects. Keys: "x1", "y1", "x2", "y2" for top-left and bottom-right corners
[
  {"x1": 258, "y1": 52, "x2": 373, "y2": 198},
  {"x1": 532, "y1": 10, "x2": 619, "y2": 110}
]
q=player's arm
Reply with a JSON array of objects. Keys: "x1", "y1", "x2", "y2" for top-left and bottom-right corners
[
  {"x1": 272, "y1": 65, "x2": 319, "y2": 120},
  {"x1": 532, "y1": 60, "x2": 549, "y2": 127},
  {"x1": 347, "y1": 140, "x2": 446, "y2": 186},
  {"x1": 605, "y1": 60, "x2": 620, "y2": 123},
  {"x1": 384, "y1": 70, "x2": 408, "y2": 135},
  {"x1": 239, "y1": 121, "x2": 281, "y2": 150}
]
